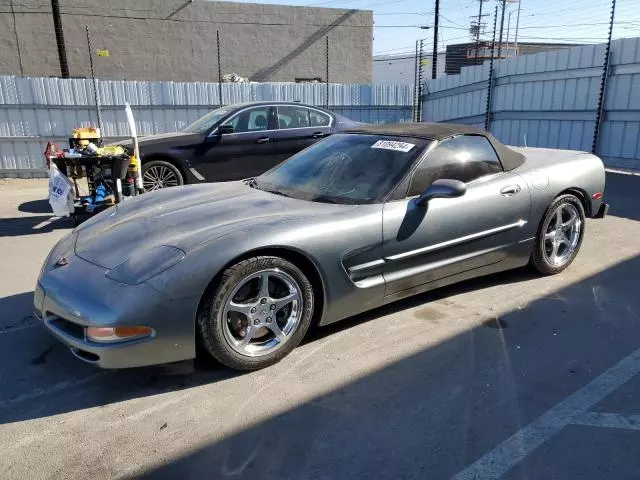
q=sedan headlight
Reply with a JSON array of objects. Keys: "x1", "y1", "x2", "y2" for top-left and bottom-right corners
[{"x1": 105, "y1": 246, "x2": 186, "y2": 285}]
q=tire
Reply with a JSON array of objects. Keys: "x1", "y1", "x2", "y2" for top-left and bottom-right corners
[
  {"x1": 197, "y1": 256, "x2": 315, "y2": 371},
  {"x1": 142, "y1": 160, "x2": 184, "y2": 192},
  {"x1": 530, "y1": 194, "x2": 586, "y2": 275}
]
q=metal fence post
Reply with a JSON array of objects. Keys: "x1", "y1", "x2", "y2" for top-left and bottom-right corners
[
  {"x1": 85, "y1": 25, "x2": 103, "y2": 133},
  {"x1": 413, "y1": 40, "x2": 419, "y2": 122},
  {"x1": 417, "y1": 39, "x2": 425, "y2": 122},
  {"x1": 217, "y1": 30, "x2": 223, "y2": 107},
  {"x1": 484, "y1": 5, "x2": 498, "y2": 131},
  {"x1": 325, "y1": 35, "x2": 330, "y2": 108},
  {"x1": 592, "y1": 0, "x2": 617, "y2": 155}
]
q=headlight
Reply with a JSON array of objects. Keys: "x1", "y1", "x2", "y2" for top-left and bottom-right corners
[
  {"x1": 105, "y1": 246, "x2": 185, "y2": 285},
  {"x1": 41, "y1": 232, "x2": 76, "y2": 276}
]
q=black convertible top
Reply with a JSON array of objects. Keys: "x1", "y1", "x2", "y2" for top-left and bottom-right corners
[{"x1": 345, "y1": 122, "x2": 525, "y2": 171}]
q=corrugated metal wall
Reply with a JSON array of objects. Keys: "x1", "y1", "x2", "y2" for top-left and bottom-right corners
[
  {"x1": 423, "y1": 37, "x2": 640, "y2": 170},
  {"x1": 0, "y1": 77, "x2": 413, "y2": 172}
]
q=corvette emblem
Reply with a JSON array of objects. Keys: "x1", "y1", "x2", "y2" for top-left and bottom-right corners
[{"x1": 55, "y1": 257, "x2": 68, "y2": 268}]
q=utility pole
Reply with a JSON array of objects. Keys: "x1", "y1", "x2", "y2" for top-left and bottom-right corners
[
  {"x1": 51, "y1": 0, "x2": 69, "y2": 77},
  {"x1": 506, "y1": 10, "x2": 516, "y2": 51},
  {"x1": 496, "y1": 0, "x2": 507, "y2": 61},
  {"x1": 432, "y1": 0, "x2": 439, "y2": 79},
  {"x1": 514, "y1": 0, "x2": 522, "y2": 54},
  {"x1": 471, "y1": 0, "x2": 488, "y2": 64}
]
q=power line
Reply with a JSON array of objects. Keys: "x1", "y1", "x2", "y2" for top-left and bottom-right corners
[{"x1": 0, "y1": 9, "x2": 407, "y2": 28}]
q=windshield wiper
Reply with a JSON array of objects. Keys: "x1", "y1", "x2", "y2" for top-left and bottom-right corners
[{"x1": 244, "y1": 177, "x2": 259, "y2": 188}]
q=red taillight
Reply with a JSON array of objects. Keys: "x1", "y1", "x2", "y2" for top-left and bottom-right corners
[{"x1": 592, "y1": 192, "x2": 603, "y2": 200}]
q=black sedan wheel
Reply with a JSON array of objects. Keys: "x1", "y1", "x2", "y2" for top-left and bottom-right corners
[
  {"x1": 142, "y1": 160, "x2": 184, "y2": 191},
  {"x1": 530, "y1": 194, "x2": 585, "y2": 275},
  {"x1": 197, "y1": 256, "x2": 315, "y2": 370}
]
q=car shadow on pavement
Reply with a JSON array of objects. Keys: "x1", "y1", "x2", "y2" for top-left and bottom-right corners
[
  {"x1": 0, "y1": 215, "x2": 74, "y2": 237},
  {"x1": 304, "y1": 267, "x2": 540, "y2": 345},
  {"x1": 0, "y1": 265, "x2": 569, "y2": 427},
  {"x1": 134, "y1": 254, "x2": 640, "y2": 480}
]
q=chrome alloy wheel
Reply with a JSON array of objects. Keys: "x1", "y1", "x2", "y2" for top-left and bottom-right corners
[
  {"x1": 543, "y1": 203, "x2": 582, "y2": 267},
  {"x1": 222, "y1": 269, "x2": 303, "y2": 357},
  {"x1": 143, "y1": 165, "x2": 180, "y2": 191}
]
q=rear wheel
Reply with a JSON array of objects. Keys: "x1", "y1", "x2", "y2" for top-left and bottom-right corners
[
  {"x1": 530, "y1": 194, "x2": 585, "y2": 275},
  {"x1": 142, "y1": 160, "x2": 183, "y2": 191},
  {"x1": 197, "y1": 256, "x2": 314, "y2": 371}
]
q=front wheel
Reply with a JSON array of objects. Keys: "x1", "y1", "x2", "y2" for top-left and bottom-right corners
[
  {"x1": 530, "y1": 194, "x2": 585, "y2": 275},
  {"x1": 197, "y1": 256, "x2": 315, "y2": 371},
  {"x1": 142, "y1": 160, "x2": 184, "y2": 191}
]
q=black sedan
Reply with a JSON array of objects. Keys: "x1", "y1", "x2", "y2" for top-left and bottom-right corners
[{"x1": 123, "y1": 101, "x2": 359, "y2": 190}]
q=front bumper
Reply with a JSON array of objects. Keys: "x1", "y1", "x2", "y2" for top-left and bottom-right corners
[{"x1": 34, "y1": 252, "x2": 197, "y2": 369}]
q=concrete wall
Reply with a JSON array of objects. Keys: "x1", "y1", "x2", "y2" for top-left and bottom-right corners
[
  {"x1": 0, "y1": 0, "x2": 372, "y2": 84},
  {"x1": 422, "y1": 37, "x2": 640, "y2": 171}
]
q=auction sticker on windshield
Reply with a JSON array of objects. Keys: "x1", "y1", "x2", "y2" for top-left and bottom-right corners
[{"x1": 371, "y1": 140, "x2": 415, "y2": 153}]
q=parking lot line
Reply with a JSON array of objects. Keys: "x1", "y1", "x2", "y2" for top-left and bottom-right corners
[
  {"x1": 31, "y1": 216, "x2": 59, "y2": 229},
  {"x1": 452, "y1": 346, "x2": 640, "y2": 480},
  {"x1": 572, "y1": 411, "x2": 640, "y2": 431}
]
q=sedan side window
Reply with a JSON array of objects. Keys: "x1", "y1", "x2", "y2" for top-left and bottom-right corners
[
  {"x1": 276, "y1": 106, "x2": 311, "y2": 129},
  {"x1": 222, "y1": 107, "x2": 270, "y2": 133},
  {"x1": 309, "y1": 110, "x2": 331, "y2": 127},
  {"x1": 407, "y1": 135, "x2": 503, "y2": 197}
]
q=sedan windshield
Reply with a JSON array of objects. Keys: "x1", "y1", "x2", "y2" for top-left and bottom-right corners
[
  {"x1": 183, "y1": 107, "x2": 233, "y2": 133},
  {"x1": 255, "y1": 134, "x2": 429, "y2": 204}
]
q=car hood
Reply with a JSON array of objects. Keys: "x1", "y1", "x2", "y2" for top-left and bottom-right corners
[
  {"x1": 112, "y1": 131, "x2": 198, "y2": 148},
  {"x1": 74, "y1": 182, "x2": 352, "y2": 269}
]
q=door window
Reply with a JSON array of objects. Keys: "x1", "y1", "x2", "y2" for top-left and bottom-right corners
[
  {"x1": 407, "y1": 135, "x2": 503, "y2": 196},
  {"x1": 276, "y1": 106, "x2": 311, "y2": 129},
  {"x1": 309, "y1": 110, "x2": 332, "y2": 127},
  {"x1": 222, "y1": 106, "x2": 270, "y2": 133}
]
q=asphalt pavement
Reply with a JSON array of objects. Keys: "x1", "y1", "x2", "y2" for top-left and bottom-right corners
[{"x1": 1, "y1": 174, "x2": 639, "y2": 480}]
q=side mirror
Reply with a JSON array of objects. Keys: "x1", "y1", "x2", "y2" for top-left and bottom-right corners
[
  {"x1": 416, "y1": 179, "x2": 466, "y2": 206},
  {"x1": 217, "y1": 124, "x2": 234, "y2": 135}
]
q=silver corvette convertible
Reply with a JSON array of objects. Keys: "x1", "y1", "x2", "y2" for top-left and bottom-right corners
[{"x1": 34, "y1": 123, "x2": 608, "y2": 370}]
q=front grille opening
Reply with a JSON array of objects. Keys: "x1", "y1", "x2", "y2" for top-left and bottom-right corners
[
  {"x1": 48, "y1": 315, "x2": 85, "y2": 340},
  {"x1": 71, "y1": 348, "x2": 100, "y2": 362}
]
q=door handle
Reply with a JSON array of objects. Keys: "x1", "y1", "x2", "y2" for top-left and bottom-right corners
[
  {"x1": 312, "y1": 132, "x2": 326, "y2": 138},
  {"x1": 256, "y1": 137, "x2": 270, "y2": 144},
  {"x1": 500, "y1": 184, "x2": 521, "y2": 196}
]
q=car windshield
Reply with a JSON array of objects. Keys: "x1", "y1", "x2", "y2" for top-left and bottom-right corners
[
  {"x1": 255, "y1": 134, "x2": 429, "y2": 204},
  {"x1": 182, "y1": 107, "x2": 233, "y2": 133}
]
